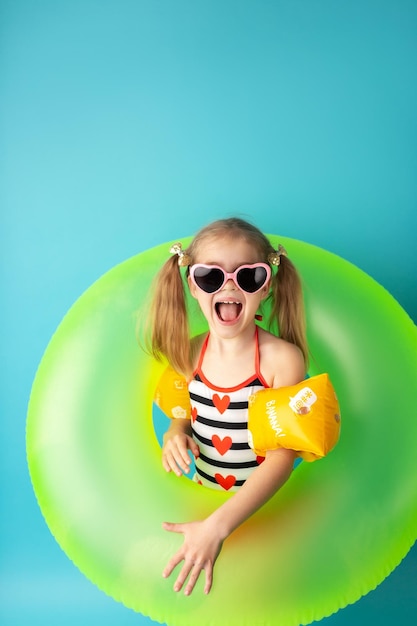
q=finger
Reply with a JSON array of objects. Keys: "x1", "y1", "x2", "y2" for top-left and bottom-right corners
[
  {"x1": 165, "y1": 444, "x2": 190, "y2": 475},
  {"x1": 162, "y1": 552, "x2": 183, "y2": 579},
  {"x1": 189, "y1": 439, "x2": 200, "y2": 459},
  {"x1": 203, "y1": 563, "x2": 213, "y2": 595},
  {"x1": 161, "y1": 537, "x2": 185, "y2": 579},
  {"x1": 164, "y1": 451, "x2": 184, "y2": 476},
  {"x1": 162, "y1": 454, "x2": 172, "y2": 473},
  {"x1": 173, "y1": 560, "x2": 194, "y2": 593},
  {"x1": 162, "y1": 521, "x2": 184, "y2": 533},
  {"x1": 177, "y1": 442, "x2": 193, "y2": 469},
  {"x1": 175, "y1": 452, "x2": 191, "y2": 474},
  {"x1": 183, "y1": 562, "x2": 204, "y2": 596}
]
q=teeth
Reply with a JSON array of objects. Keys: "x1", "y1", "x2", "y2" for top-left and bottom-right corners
[{"x1": 219, "y1": 301, "x2": 240, "y2": 304}]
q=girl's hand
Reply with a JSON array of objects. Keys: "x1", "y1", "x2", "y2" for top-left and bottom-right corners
[
  {"x1": 161, "y1": 449, "x2": 296, "y2": 596},
  {"x1": 162, "y1": 519, "x2": 223, "y2": 595},
  {"x1": 162, "y1": 421, "x2": 200, "y2": 477}
]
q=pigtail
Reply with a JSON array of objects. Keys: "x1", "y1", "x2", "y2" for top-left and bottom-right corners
[
  {"x1": 148, "y1": 255, "x2": 192, "y2": 377},
  {"x1": 269, "y1": 255, "x2": 309, "y2": 368}
]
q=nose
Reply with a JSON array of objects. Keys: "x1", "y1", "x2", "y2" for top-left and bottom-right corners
[{"x1": 224, "y1": 277, "x2": 237, "y2": 290}]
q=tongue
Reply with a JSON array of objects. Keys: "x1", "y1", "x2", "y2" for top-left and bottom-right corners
[{"x1": 218, "y1": 303, "x2": 240, "y2": 322}]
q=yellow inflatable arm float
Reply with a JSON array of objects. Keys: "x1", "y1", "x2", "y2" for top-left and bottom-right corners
[
  {"x1": 154, "y1": 365, "x2": 191, "y2": 420},
  {"x1": 248, "y1": 374, "x2": 341, "y2": 461}
]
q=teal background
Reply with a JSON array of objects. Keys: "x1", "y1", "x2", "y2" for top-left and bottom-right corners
[{"x1": 1, "y1": 1, "x2": 416, "y2": 625}]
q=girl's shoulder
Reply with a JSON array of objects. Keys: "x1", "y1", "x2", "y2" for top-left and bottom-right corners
[{"x1": 258, "y1": 327, "x2": 306, "y2": 388}]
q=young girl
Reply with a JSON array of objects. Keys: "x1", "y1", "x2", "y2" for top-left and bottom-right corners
[{"x1": 149, "y1": 217, "x2": 308, "y2": 596}]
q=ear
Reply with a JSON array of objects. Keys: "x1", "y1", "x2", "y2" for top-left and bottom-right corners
[
  {"x1": 187, "y1": 274, "x2": 198, "y2": 299},
  {"x1": 260, "y1": 280, "x2": 271, "y2": 300}
]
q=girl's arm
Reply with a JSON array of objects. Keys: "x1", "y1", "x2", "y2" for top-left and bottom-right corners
[
  {"x1": 162, "y1": 446, "x2": 296, "y2": 595},
  {"x1": 160, "y1": 335, "x2": 206, "y2": 476},
  {"x1": 162, "y1": 336, "x2": 304, "y2": 595}
]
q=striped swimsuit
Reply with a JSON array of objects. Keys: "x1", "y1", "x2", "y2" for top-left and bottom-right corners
[{"x1": 189, "y1": 328, "x2": 268, "y2": 492}]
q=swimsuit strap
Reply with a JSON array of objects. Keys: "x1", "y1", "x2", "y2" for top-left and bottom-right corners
[{"x1": 254, "y1": 325, "x2": 263, "y2": 379}]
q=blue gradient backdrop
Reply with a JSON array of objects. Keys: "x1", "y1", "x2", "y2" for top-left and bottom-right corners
[{"x1": 1, "y1": 1, "x2": 416, "y2": 624}]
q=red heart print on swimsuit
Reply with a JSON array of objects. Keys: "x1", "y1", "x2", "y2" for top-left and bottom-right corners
[
  {"x1": 191, "y1": 407, "x2": 198, "y2": 422},
  {"x1": 212, "y1": 435, "x2": 232, "y2": 456},
  {"x1": 214, "y1": 473, "x2": 236, "y2": 491},
  {"x1": 212, "y1": 394, "x2": 230, "y2": 414}
]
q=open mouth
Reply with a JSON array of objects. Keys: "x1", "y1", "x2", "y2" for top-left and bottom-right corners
[{"x1": 215, "y1": 301, "x2": 243, "y2": 322}]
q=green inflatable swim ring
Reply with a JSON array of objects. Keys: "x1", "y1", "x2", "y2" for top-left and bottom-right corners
[{"x1": 27, "y1": 237, "x2": 417, "y2": 626}]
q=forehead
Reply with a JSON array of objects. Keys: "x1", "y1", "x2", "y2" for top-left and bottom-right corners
[{"x1": 193, "y1": 234, "x2": 262, "y2": 266}]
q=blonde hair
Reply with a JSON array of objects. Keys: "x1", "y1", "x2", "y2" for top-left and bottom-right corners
[{"x1": 147, "y1": 217, "x2": 308, "y2": 377}]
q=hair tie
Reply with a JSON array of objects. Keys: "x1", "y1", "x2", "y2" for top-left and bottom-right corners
[
  {"x1": 169, "y1": 242, "x2": 191, "y2": 267},
  {"x1": 268, "y1": 244, "x2": 288, "y2": 267}
]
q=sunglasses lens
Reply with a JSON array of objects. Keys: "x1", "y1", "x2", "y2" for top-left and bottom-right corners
[
  {"x1": 237, "y1": 266, "x2": 268, "y2": 292},
  {"x1": 193, "y1": 266, "x2": 225, "y2": 293}
]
